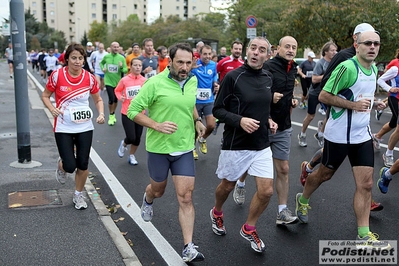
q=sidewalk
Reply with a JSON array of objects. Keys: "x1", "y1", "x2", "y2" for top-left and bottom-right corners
[{"x1": 0, "y1": 60, "x2": 141, "y2": 266}]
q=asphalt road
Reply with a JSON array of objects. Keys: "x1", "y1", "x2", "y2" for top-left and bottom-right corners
[{"x1": 33, "y1": 71, "x2": 399, "y2": 266}]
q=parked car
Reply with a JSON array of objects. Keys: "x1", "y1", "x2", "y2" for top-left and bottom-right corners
[
  {"x1": 375, "y1": 61, "x2": 389, "y2": 78},
  {"x1": 294, "y1": 58, "x2": 319, "y2": 78}
]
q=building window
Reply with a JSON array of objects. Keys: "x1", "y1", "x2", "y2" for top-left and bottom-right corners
[
  {"x1": 134, "y1": 4, "x2": 137, "y2": 9},
  {"x1": 160, "y1": 5, "x2": 162, "y2": 9},
  {"x1": 32, "y1": 2, "x2": 36, "y2": 7},
  {"x1": 51, "y1": 19, "x2": 54, "y2": 24},
  {"x1": 50, "y1": 11, "x2": 54, "y2": 16},
  {"x1": 112, "y1": 4, "x2": 117, "y2": 9},
  {"x1": 176, "y1": 6, "x2": 179, "y2": 10},
  {"x1": 92, "y1": 3, "x2": 96, "y2": 9},
  {"x1": 50, "y1": 2, "x2": 54, "y2": 8},
  {"x1": 112, "y1": 14, "x2": 117, "y2": 20},
  {"x1": 144, "y1": 5, "x2": 146, "y2": 8},
  {"x1": 144, "y1": 12, "x2": 146, "y2": 15},
  {"x1": 92, "y1": 13, "x2": 96, "y2": 19},
  {"x1": 193, "y1": 6, "x2": 196, "y2": 11},
  {"x1": 33, "y1": 10, "x2": 37, "y2": 15}
]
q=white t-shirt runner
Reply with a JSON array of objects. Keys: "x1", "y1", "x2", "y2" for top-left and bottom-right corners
[{"x1": 46, "y1": 67, "x2": 100, "y2": 133}]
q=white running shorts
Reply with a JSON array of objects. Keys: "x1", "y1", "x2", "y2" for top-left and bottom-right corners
[{"x1": 215, "y1": 147, "x2": 274, "y2": 181}]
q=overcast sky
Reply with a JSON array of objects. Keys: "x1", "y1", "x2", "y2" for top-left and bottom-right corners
[{"x1": 0, "y1": 0, "x2": 10, "y2": 22}]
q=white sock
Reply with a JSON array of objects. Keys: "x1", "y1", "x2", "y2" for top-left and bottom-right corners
[
  {"x1": 278, "y1": 204, "x2": 287, "y2": 213},
  {"x1": 74, "y1": 190, "x2": 82, "y2": 196},
  {"x1": 300, "y1": 132, "x2": 306, "y2": 137},
  {"x1": 306, "y1": 164, "x2": 313, "y2": 173},
  {"x1": 199, "y1": 137, "x2": 205, "y2": 143},
  {"x1": 236, "y1": 180, "x2": 245, "y2": 187},
  {"x1": 318, "y1": 132, "x2": 324, "y2": 138},
  {"x1": 385, "y1": 170, "x2": 393, "y2": 179},
  {"x1": 386, "y1": 150, "x2": 394, "y2": 157}
]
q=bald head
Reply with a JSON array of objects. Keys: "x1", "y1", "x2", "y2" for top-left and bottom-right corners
[
  {"x1": 111, "y1": 42, "x2": 120, "y2": 54},
  {"x1": 277, "y1": 36, "x2": 297, "y2": 61}
]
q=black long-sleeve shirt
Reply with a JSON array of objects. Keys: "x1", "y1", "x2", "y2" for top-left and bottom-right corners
[
  {"x1": 213, "y1": 62, "x2": 273, "y2": 150},
  {"x1": 263, "y1": 54, "x2": 297, "y2": 131}
]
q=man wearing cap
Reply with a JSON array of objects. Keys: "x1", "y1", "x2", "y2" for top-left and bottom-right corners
[
  {"x1": 295, "y1": 29, "x2": 390, "y2": 249},
  {"x1": 297, "y1": 51, "x2": 317, "y2": 109},
  {"x1": 83, "y1": 42, "x2": 95, "y2": 72},
  {"x1": 298, "y1": 23, "x2": 384, "y2": 212},
  {"x1": 126, "y1": 43, "x2": 141, "y2": 71},
  {"x1": 298, "y1": 41, "x2": 337, "y2": 147}
]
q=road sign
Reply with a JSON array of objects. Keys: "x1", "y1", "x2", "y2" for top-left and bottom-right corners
[
  {"x1": 247, "y1": 28, "x2": 256, "y2": 39},
  {"x1": 2, "y1": 23, "x2": 10, "y2": 36},
  {"x1": 245, "y1": 16, "x2": 257, "y2": 28}
]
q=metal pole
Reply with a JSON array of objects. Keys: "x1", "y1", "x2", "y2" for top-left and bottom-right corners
[{"x1": 10, "y1": 0, "x2": 31, "y2": 163}]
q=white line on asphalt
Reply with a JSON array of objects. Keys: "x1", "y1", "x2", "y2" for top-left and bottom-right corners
[{"x1": 90, "y1": 148, "x2": 186, "y2": 266}]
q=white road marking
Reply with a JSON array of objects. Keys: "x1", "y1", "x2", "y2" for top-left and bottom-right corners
[{"x1": 90, "y1": 148, "x2": 186, "y2": 266}]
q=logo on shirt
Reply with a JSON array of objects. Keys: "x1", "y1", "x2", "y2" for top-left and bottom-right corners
[
  {"x1": 207, "y1": 69, "x2": 213, "y2": 75},
  {"x1": 60, "y1": 86, "x2": 71, "y2": 92},
  {"x1": 227, "y1": 66, "x2": 234, "y2": 70}
]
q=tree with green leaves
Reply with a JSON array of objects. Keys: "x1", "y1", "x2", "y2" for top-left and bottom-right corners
[
  {"x1": 88, "y1": 21, "x2": 108, "y2": 44},
  {"x1": 280, "y1": 0, "x2": 399, "y2": 60}
]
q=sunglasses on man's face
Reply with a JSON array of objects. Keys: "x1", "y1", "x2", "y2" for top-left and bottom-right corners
[{"x1": 358, "y1": 41, "x2": 381, "y2": 47}]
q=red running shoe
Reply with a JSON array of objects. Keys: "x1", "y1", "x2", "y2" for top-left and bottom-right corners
[
  {"x1": 370, "y1": 200, "x2": 383, "y2": 212},
  {"x1": 300, "y1": 161, "x2": 309, "y2": 186}
]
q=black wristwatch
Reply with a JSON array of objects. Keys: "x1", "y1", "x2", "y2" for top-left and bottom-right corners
[{"x1": 195, "y1": 117, "x2": 202, "y2": 122}]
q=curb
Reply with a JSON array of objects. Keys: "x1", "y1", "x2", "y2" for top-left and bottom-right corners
[{"x1": 28, "y1": 69, "x2": 142, "y2": 266}]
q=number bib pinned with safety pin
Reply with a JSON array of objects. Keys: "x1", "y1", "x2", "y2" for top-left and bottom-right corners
[
  {"x1": 70, "y1": 107, "x2": 93, "y2": 123},
  {"x1": 197, "y1": 88, "x2": 212, "y2": 101},
  {"x1": 126, "y1": 85, "x2": 141, "y2": 99}
]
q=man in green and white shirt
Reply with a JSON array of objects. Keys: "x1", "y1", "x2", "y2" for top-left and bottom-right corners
[
  {"x1": 100, "y1": 41, "x2": 127, "y2": 126},
  {"x1": 296, "y1": 30, "x2": 391, "y2": 249}
]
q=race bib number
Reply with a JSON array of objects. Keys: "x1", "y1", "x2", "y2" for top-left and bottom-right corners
[
  {"x1": 70, "y1": 107, "x2": 93, "y2": 123},
  {"x1": 145, "y1": 70, "x2": 156, "y2": 79},
  {"x1": 306, "y1": 71, "x2": 313, "y2": 78},
  {"x1": 107, "y1": 64, "x2": 118, "y2": 73},
  {"x1": 197, "y1": 88, "x2": 212, "y2": 101},
  {"x1": 356, "y1": 93, "x2": 374, "y2": 113},
  {"x1": 126, "y1": 85, "x2": 141, "y2": 99}
]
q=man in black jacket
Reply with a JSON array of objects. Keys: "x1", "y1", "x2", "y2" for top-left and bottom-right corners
[
  {"x1": 233, "y1": 36, "x2": 300, "y2": 225},
  {"x1": 210, "y1": 37, "x2": 277, "y2": 253}
]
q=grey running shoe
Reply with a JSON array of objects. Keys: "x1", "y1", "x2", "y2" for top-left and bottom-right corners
[
  {"x1": 356, "y1": 232, "x2": 391, "y2": 250},
  {"x1": 232, "y1": 183, "x2": 245, "y2": 205},
  {"x1": 240, "y1": 225, "x2": 266, "y2": 253},
  {"x1": 298, "y1": 133, "x2": 307, "y2": 147},
  {"x1": 375, "y1": 109, "x2": 383, "y2": 121},
  {"x1": 382, "y1": 153, "x2": 394, "y2": 167},
  {"x1": 141, "y1": 193, "x2": 153, "y2": 222},
  {"x1": 73, "y1": 193, "x2": 88, "y2": 210},
  {"x1": 314, "y1": 132, "x2": 324, "y2": 147},
  {"x1": 276, "y1": 207, "x2": 299, "y2": 225},
  {"x1": 117, "y1": 140, "x2": 127, "y2": 157},
  {"x1": 182, "y1": 242, "x2": 205, "y2": 262},
  {"x1": 295, "y1": 193, "x2": 311, "y2": 223},
  {"x1": 55, "y1": 157, "x2": 67, "y2": 185},
  {"x1": 210, "y1": 209, "x2": 226, "y2": 236}
]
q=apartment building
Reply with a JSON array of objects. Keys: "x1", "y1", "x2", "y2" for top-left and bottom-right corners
[
  {"x1": 23, "y1": 0, "x2": 211, "y2": 43},
  {"x1": 158, "y1": 0, "x2": 211, "y2": 21}
]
